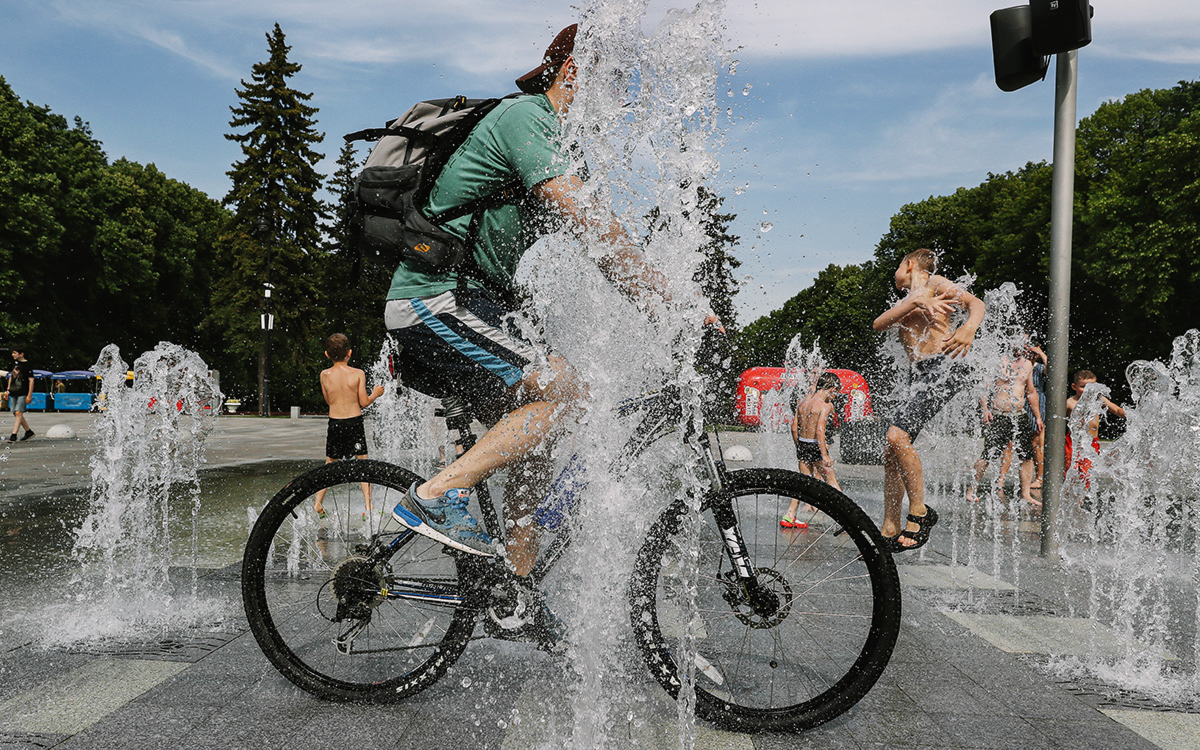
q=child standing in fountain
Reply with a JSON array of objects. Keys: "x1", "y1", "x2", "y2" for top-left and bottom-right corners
[
  {"x1": 872, "y1": 249, "x2": 985, "y2": 552},
  {"x1": 781, "y1": 371, "x2": 843, "y2": 529},
  {"x1": 313, "y1": 333, "x2": 385, "y2": 520}
]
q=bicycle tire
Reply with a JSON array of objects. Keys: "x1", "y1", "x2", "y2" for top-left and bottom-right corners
[
  {"x1": 241, "y1": 459, "x2": 480, "y2": 702},
  {"x1": 630, "y1": 468, "x2": 901, "y2": 732}
]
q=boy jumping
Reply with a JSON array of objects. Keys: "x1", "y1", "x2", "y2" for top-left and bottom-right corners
[
  {"x1": 782, "y1": 371, "x2": 843, "y2": 529},
  {"x1": 872, "y1": 249, "x2": 985, "y2": 552},
  {"x1": 313, "y1": 333, "x2": 385, "y2": 519}
]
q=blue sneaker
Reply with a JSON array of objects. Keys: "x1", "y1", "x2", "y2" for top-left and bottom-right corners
[{"x1": 392, "y1": 483, "x2": 495, "y2": 556}]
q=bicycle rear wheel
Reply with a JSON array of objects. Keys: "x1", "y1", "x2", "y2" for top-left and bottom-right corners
[
  {"x1": 241, "y1": 459, "x2": 480, "y2": 702},
  {"x1": 630, "y1": 468, "x2": 901, "y2": 732}
]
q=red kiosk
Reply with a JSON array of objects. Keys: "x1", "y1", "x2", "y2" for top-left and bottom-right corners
[{"x1": 734, "y1": 367, "x2": 871, "y2": 428}]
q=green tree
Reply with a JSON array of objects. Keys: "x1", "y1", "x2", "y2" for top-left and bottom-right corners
[
  {"x1": 210, "y1": 23, "x2": 328, "y2": 411},
  {"x1": 321, "y1": 140, "x2": 389, "y2": 365},
  {"x1": 0, "y1": 77, "x2": 226, "y2": 371}
]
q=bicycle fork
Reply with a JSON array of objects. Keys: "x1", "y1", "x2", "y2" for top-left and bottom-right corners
[{"x1": 710, "y1": 500, "x2": 780, "y2": 618}]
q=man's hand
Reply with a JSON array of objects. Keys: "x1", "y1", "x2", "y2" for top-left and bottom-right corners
[
  {"x1": 943, "y1": 324, "x2": 978, "y2": 358},
  {"x1": 915, "y1": 289, "x2": 960, "y2": 319},
  {"x1": 821, "y1": 457, "x2": 834, "y2": 470},
  {"x1": 1035, "y1": 417, "x2": 1044, "y2": 434},
  {"x1": 703, "y1": 312, "x2": 725, "y2": 333},
  {"x1": 371, "y1": 385, "x2": 385, "y2": 399},
  {"x1": 981, "y1": 407, "x2": 993, "y2": 425}
]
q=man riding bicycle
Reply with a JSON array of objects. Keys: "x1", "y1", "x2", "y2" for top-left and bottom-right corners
[{"x1": 385, "y1": 23, "x2": 716, "y2": 613}]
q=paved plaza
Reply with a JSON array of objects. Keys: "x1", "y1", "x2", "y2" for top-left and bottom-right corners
[{"x1": 0, "y1": 413, "x2": 1196, "y2": 749}]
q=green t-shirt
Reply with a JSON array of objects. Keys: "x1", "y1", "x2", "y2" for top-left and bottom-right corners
[{"x1": 386, "y1": 94, "x2": 567, "y2": 302}]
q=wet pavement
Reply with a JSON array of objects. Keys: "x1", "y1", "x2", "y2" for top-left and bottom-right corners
[{"x1": 0, "y1": 415, "x2": 1196, "y2": 749}]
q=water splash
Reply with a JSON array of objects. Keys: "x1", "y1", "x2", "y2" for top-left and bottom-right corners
[
  {"x1": 1058, "y1": 329, "x2": 1200, "y2": 701},
  {"x1": 508, "y1": 2, "x2": 730, "y2": 746},
  {"x1": 43, "y1": 342, "x2": 223, "y2": 644}
]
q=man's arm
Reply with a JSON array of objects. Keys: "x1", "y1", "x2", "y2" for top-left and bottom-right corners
[
  {"x1": 533, "y1": 175, "x2": 718, "y2": 325},
  {"x1": 817, "y1": 402, "x2": 833, "y2": 466},
  {"x1": 1100, "y1": 395, "x2": 1125, "y2": 420},
  {"x1": 872, "y1": 289, "x2": 958, "y2": 332},
  {"x1": 1024, "y1": 368, "x2": 1043, "y2": 432},
  {"x1": 938, "y1": 280, "x2": 985, "y2": 358},
  {"x1": 355, "y1": 369, "x2": 385, "y2": 409}
]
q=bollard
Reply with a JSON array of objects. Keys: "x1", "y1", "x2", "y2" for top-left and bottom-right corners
[{"x1": 290, "y1": 406, "x2": 300, "y2": 420}]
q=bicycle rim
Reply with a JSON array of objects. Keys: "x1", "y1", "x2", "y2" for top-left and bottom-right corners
[
  {"x1": 631, "y1": 468, "x2": 901, "y2": 732},
  {"x1": 241, "y1": 460, "x2": 479, "y2": 701}
]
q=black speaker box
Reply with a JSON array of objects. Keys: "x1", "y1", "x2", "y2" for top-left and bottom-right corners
[
  {"x1": 990, "y1": 6, "x2": 1049, "y2": 92},
  {"x1": 1031, "y1": 0, "x2": 1092, "y2": 56}
]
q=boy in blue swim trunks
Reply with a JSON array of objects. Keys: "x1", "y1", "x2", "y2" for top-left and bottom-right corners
[{"x1": 872, "y1": 249, "x2": 985, "y2": 552}]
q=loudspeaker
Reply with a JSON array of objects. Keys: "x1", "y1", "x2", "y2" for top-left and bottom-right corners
[
  {"x1": 990, "y1": 6, "x2": 1048, "y2": 92},
  {"x1": 1031, "y1": 0, "x2": 1092, "y2": 56}
]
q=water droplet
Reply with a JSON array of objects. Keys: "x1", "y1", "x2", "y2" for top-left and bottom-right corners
[
  {"x1": 759, "y1": 222, "x2": 774, "y2": 233},
  {"x1": 741, "y1": 84, "x2": 752, "y2": 96},
  {"x1": 461, "y1": 677, "x2": 472, "y2": 687}
]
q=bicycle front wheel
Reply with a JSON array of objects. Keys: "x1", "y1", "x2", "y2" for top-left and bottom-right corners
[
  {"x1": 630, "y1": 468, "x2": 901, "y2": 732},
  {"x1": 241, "y1": 459, "x2": 480, "y2": 702}
]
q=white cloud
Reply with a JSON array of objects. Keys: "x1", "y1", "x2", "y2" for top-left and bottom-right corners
[{"x1": 722, "y1": 0, "x2": 1200, "y2": 62}]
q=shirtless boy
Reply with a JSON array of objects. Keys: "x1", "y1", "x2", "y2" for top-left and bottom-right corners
[
  {"x1": 1064, "y1": 369, "x2": 1124, "y2": 482},
  {"x1": 966, "y1": 345, "x2": 1044, "y2": 506},
  {"x1": 872, "y1": 248, "x2": 986, "y2": 552},
  {"x1": 313, "y1": 333, "x2": 386, "y2": 519},
  {"x1": 781, "y1": 371, "x2": 843, "y2": 529}
]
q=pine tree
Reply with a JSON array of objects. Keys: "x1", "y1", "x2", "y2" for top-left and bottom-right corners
[
  {"x1": 207, "y1": 23, "x2": 327, "y2": 412},
  {"x1": 322, "y1": 140, "x2": 389, "y2": 362}
]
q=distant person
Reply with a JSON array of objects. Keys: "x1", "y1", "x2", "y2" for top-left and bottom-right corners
[
  {"x1": 1064, "y1": 369, "x2": 1124, "y2": 486},
  {"x1": 966, "y1": 343, "x2": 1043, "y2": 507},
  {"x1": 53, "y1": 379, "x2": 66, "y2": 394},
  {"x1": 781, "y1": 371, "x2": 843, "y2": 530},
  {"x1": 6, "y1": 347, "x2": 35, "y2": 442},
  {"x1": 872, "y1": 248, "x2": 985, "y2": 552},
  {"x1": 313, "y1": 333, "x2": 385, "y2": 520},
  {"x1": 1026, "y1": 342, "x2": 1047, "y2": 491}
]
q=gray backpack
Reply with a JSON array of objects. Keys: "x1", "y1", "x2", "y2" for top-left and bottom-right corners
[{"x1": 344, "y1": 94, "x2": 525, "y2": 272}]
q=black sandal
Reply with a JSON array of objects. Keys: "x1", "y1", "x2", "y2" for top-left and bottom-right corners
[{"x1": 888, "y1": 506, "x2": 939, "y2": 553}]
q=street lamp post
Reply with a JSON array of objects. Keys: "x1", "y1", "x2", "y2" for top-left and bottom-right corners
[
  {"x1": 257, "y1": 215, "x2": 274, "y2": 418},
  {"x1": 990, "y1": 0, "x2": 1092, "y2": 557}
]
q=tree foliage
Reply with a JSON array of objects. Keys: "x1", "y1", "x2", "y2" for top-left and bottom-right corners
[
  {"x1": 734, "y1": 79, "x2": 1200, "y2": 404},
  {"x1": 0, "y1": 76, "x2": 226, "y2": 371}
]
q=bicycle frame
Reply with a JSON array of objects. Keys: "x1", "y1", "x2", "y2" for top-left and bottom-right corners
[{"x1": 370, "y1": 386, "x2": 770, "y2": 619}]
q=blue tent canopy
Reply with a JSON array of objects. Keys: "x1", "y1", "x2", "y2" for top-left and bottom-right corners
[
  {"x1": 52, "y1": 370, "x2": 96, "y2": 380},
  {"x1": 33, "y1": 369, "x2": 54, "y2": 378}
]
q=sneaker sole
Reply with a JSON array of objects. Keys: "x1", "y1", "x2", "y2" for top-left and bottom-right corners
[{"x1": 391, "y1": 505, "x2": 495, "y2": 557}]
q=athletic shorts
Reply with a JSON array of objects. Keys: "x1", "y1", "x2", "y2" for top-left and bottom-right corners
[
  {"x1": 890, "y1": 355, "x2": 972, "y2": 442},
  {"x1": 795, "y1": 438, "x2": 823, "y2": 465},
  {"x1": 385, "y1": 289, "x2": 537, "y2": 423},
  {"x1": 9, "y1": 395, "x2": 27, "y2": 413},
  {"x1": 326, "y1": 415, "x2": 368, "y2": 460},
  {"x1": 981, "y1": 412, "x2": 1034, "y2": 462}
]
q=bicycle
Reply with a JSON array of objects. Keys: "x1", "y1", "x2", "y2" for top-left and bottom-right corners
[{"x1": 241, "y1": 385, "x2": 901, "y2": 733}]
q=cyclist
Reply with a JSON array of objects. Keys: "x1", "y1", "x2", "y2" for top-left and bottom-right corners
[{"x1": 385, "y1": 24, "x2": 716, "y2": 609}]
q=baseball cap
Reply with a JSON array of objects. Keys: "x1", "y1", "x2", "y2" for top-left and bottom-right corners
[{"x1": 516, "y1": 24, "x2": 578, "y2": 94}]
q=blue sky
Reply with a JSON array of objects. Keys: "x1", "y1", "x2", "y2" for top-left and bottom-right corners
[{"x1": 2, "y1": 0, "x2": 1197, "y2": 321}]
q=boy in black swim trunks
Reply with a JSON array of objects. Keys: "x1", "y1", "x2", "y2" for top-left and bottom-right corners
[
  {"x1": 872, "y1": 249, "x2": 985, "y2": 552},
  {"x1": 314, "y1": 333, "x2": 386, "y2": 519},
  {"x1": 782, "y1": 371, "x2": 843, "y2": 528}
]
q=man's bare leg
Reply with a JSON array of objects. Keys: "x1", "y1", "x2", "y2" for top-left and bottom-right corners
[
  {"x1": 881, "y1": 434, "x2": 907, "y2": 539},
  {"x1": 967, "y1": 458, "x2": 988, "y2": 503},
  {"x1": 416, "y1": 356, "x2": 583, "y2": 573},
  {"x1": 883, "y1": 426, "x2": 927, "y2": 547},
  {"x1": 1019, "y1": 459, "x2": 1039, "y2": 506},
  {"x1": 313, "y1": 456, "x2": 336, "y2": 515},
  {"x1": 501, "y1": 451, "x2": 553, "y2": 577}
]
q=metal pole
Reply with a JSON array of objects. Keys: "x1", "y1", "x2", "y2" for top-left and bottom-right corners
[{"x1": 1040, "y1": 50, "x2": 1078, "y2": 558}]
